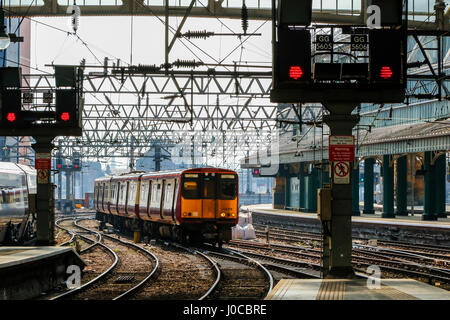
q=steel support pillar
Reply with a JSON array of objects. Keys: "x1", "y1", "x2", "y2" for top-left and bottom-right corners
[
  {"x1": 304, "y1": 167, "x2": 319, "y2": 213},
  {"x1": 299, "y1": 162, "x2": 306, "y2": 211},
  {"x1": 31, "y1": 136, "x2": 55, "y2": 246},
  {"x1": 272, "y1": 173, "x2": 286, "y2": 209},
  {"x1": 396, "y1": 156, "x2": 408, "y2": 216},
  {"x1": 322, "y1": 103, "x2": 359, "y2": 279},
  {"x1": 285, "y1": 176, "x2": 291, "y2": 209},
  {"x1": 434, "y1": 153, "x2": 447, "y2": 218},
  {"x1": 57, "y1": 170, "x2": 62, "y2": 211},
  {"x1": 352, "y1": 162, "x2": 360, "y2": 216},
  {"x1": 66, "y1": 170, "x2": 71, "y2": 205},
  {"x1": 382, "y1": 155, "x2": 395, "y2": 218},
  {"x1": 423, "y1": 151, "x2": 437, "y2": 221},
  {"x1": 363, "y1": 158, "x2": 375, "y2": 214}
]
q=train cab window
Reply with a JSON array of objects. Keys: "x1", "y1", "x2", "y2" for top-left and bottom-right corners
[
  {"x1": 219, "y1": 174, "x2": 237, "y2": 200},
  {"x1": 182, "y1": 174, "x2": 200, "y2": 199}
]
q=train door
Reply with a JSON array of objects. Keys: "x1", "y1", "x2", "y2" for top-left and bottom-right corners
[
  {"x1": 125, "y1": 181, "x2": 130, "y2": 216},
  {"x1": 163, "y1": 179, "x2": 175, "y2": 220},
  {"x1": 160, "y1": 179, "x2": 165, "y2": 219},
  {"x1": 149, "y1": 181, "x2": 158, "y2": 219},
  {"x1": 171, "y1": 179, "x2": 178, "y2": 221},
  {"x1": 113, "y1": 182, "x2": 120, "y2": 214},
  {"x1": 202, "y1": 173, "x2": 216, "y2": 219},
  {"x1": 146, "y1": 180, "x2": 152, "y2": 219}
]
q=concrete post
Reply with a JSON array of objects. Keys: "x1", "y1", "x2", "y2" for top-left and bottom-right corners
[
  {"x1": 363, "y1": 158, "x2": 375, "y2": 214},
  {"x1": 382, "y1": 155, "x2": 395, "y2": 218},
  {"x1": 32, "y1": 136, "x2": 56, "y2": 246},
  {"x1": 396, "y1": 155, "x2": 408, "y2": 216},
  {"x1": 423, "y1": 151, "x2": 437, "y2": 221}
]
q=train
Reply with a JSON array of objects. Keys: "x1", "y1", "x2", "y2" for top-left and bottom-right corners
[
  {"x1": 0, "y1": 161, "x2": 37, "y2": 244},
  {"x1": 94, "y1": 167, "x2": 239, "y2": 246}
]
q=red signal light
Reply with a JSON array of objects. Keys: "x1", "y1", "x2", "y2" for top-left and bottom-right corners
[
  {"x1": 74, "y1": 165, "x2": 78, "y2": 168},
  {"x1": 6, "y1": 112, "x2": 16, "y2": 122},
  {"x1": 289, "y1": 66, "x2": 303, "y2": 80},
  {"x1": 57, "y1": 164, "x2": 62, "y2": 168},
  {"x1": 380, "y1": 66, "x2": 393, "y2": 79},
  {"x1": 254, "y1": 169, "x2": 259, "y2": 175},
  {"x1": 61, "y1": 112, "x2": 70, "y2": 121}
]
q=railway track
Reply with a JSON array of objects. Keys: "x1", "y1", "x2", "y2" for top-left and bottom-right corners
[
  {"x1": 254, "y1": 223, "x2": 450, "y2": 258},
  {"x1": 227, "y1": 238, "x2": 450, "y2": 288},
  {"x1": 52, "y1": 217, "x2": 160, "y2": 300},
  {"x1": 198, "y1": 245, "x2": 274, "y2": 300},
  {"x1": 82, "y1": 221, "x2": 220, "y2": 300}
]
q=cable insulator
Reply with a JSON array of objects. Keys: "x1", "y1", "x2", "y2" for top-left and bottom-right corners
[
  {"x1": 67, "y1": 5, "x2": 80, "y2": 33},
  {"x1": 241, "y1": 2, "x2": 248, "y2": 35},
  {"x1": 182, "y1": 30, "x2": 214, "y2": 39},
  {"x1": 172, "y1": 59, "x2": 203, "y2": 68},
  {"x1": 130, "y1": 64, "x2": 160, "y2": 73}
]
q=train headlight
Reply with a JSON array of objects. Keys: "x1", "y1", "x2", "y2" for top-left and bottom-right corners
[{"x1": 220, "y1": 212, "x2": 226, "y2": 218}]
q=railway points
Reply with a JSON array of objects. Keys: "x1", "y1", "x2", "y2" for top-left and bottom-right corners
[{"x1": 0, "y1": 0, "x2": 449, "y2": 312}]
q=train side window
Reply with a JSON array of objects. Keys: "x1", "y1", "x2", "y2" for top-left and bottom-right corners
[
  {"x1": 128, "y1": 181, "x2": 135, "y2": 206},
  {"x1": 104, "y1": 184, "x2": 109, "y2": 202},
  {"x1": 119, "y1": 183, "x2": 126, "y2": 205},
  {"x1": 140, "y1": 181, "x2": 148, "y2": 207},
  {"x1": 111, "y1": 183, "x2": 116, "y2": 201}
]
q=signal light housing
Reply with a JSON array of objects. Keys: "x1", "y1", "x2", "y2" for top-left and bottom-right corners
[
  {"x1": 252, "y1": 168, "x2": 261, "y2": 177},
  {"x1": 369, "y1": 29, "x2": 404, "y2": 85},
  {"x1": 56, "y1": 89, "x2": 78, "y2": 126},
  {"x1": 1, "y1": 89, "x2": 23, "y2": 127},
  {"x1": 273, "y1": 28, "x2": 311, "y2": 89}
]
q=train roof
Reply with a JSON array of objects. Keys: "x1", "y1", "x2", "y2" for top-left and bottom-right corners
[
  {"x1": 0, "y1": 161, "x2": 36, "y2": 175},
  {"x1": 95, "y1": 167, "x2": 237, "y2": 183}
]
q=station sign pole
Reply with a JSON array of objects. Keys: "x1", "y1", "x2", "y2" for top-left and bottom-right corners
[
  {"x1": 32, "y1": 136, "x2": 56, "y2": 246},
  {"x1": 322, "y1": 104, "x2": 359, "y2": 278}
]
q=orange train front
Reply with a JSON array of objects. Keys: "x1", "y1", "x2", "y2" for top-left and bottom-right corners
[{"x1": 94, "y1": 168, "x2": 239, "y2": 246}]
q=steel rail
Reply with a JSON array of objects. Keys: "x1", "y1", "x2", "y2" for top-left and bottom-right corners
[
  {"x1": 216, "y1": 247, "x2": 274, "y2": 298},
  {"x1": 168, "y1": 242, "x2": 222, "y2": 300},
  {"x1": 75, "y1": 218, "x2": 161, "y2": 300},
  {"x1": 51, "y1": 218, "x2": 119, "y2": 300}
]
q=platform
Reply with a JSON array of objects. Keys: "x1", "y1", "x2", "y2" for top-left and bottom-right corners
[
  {"x1": 266, "y1": 279, "x2": 450, "y2": 300},
  {"x1": 0, "y1": 246, "x2": 85, "y2": 300},
  {"x1": 244, "y1": 204, "x2": 450, "y2": 246}
]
